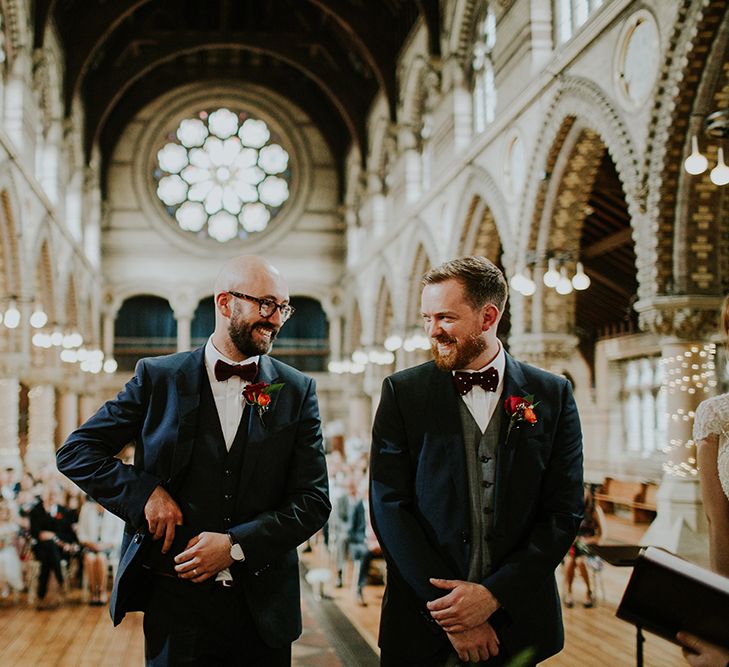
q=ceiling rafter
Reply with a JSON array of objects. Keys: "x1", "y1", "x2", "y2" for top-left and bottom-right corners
[{"x1": 84, "y1": 37, "x2": 368, "y2": 162}]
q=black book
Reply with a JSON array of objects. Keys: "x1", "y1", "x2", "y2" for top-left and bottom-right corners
[{"x1": 616, "y1": 546, "x2": 729, "y2": 649}]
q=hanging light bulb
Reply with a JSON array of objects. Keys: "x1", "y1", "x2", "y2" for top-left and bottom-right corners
[
  {"x1": 684, "y1": 136, "x2": 708, "y2": 175},
  {"x1": 50, "y1": 326, "x2": 63, "y2": 346},
  {"x1": 521, "y1": 267, "x2": 536, "y2": 296},
  {"x1": 384, "y1": 335, "x2": 403, "y2": 351},
  {"x1": 571, "y1": 262, "x2": 591, "y2": 290},
  {"x1": 543, "y1": 258, "x2": 560, "y2": 288},
  {"x1": 29, "y1": 303, "x2": 48, "y2": 328},
  {"x1": 556, "y1": 267, "x2": 573, "y2": 295},
  {"x1": 4, "y1": 300, "x2": 20, "y2": 329},
  {"x1": 710, "y1": 147, "x2": 729, "y2": 186},
  {"x1": 103, "y1": 358, "x2": 118, "y2": 374},
  {"x1": 509, "y1": 270, "x2": 526, "y2": 294}
]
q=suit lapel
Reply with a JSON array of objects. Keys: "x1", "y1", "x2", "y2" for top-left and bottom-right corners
[
  {"x1": 239, "y1": 355, "x2": 282, "y2": 491},
  {"x1": 169, "y1": 347, "x2": 206, "y2": 486},
  {"x1": 427, "y1": 365, "x2": 469, "y2": 516},
  {"x1": 493, "y1": 354, "x2": 530, "y2": 525}
]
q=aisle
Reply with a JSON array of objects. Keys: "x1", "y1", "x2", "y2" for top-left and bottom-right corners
[{"x1": 0, "y1": 577, "x2": 372, "y2": 667}]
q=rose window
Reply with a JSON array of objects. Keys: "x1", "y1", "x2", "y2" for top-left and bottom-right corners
[{"x1": 153, "y1": 108, "x2": 291, "y2": 242}]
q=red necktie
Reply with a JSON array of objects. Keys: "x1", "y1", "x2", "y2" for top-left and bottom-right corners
[
  {"x1": 452, "y1": 368, "x2": 499, "y2": 396},
  {"x1": 214, "y1": 359, "x2": 258, "y2": 382}
]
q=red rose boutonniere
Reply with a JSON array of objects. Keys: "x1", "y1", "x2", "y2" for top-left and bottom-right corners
[
  {"x1": 504, "y1": 394, "x2": 539, "y2": 439},
  {"x1": 243, "y1": 382, "x2": 284, "y2": 421}
]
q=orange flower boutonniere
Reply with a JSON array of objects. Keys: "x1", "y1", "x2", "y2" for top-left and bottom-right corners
[
  {"x1": 504, "y1": 394, "x2": 539, "y2": 439},
  {"x1": 243, "y1": 382, "x2": 284, "y2": 420}
]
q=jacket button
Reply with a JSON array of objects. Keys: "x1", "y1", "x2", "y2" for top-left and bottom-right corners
[
  {"x1": 133, "y1": 533, "x2": 143, "y2": 543},
  {"x1": 460, "y1": 531, "x2": 469, "y2": 544}
]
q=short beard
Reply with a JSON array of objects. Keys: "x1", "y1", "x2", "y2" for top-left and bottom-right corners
[
  {"x1": 229, "y1": 316, "x2": 279, "y2": 357},
  {"x1": 431, "y1": 331, "x2": 486, "y2": 371}
]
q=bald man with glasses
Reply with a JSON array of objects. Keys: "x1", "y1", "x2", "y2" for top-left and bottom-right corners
[{"x1": 57, "y1": 255, "x2": 330, "y2": 666}]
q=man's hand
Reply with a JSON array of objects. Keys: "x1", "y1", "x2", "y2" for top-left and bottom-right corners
[
  {"x1": 677, "y1": 631, "x2": 729, "y2": 667},
  {"x1": 447, "y1": 621, "x2": 500, "y2": 663},
  {"x1": 143, "y1": 485, "x2": 183, "y2": 554},
  {"x1": 174, "y1": 532, "x2": 233, "y2": 583},
  {"x1": 427, "y1": 578, "x2": 500, "y2": 632}
]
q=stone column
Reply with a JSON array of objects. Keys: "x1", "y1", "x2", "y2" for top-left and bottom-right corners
[
  {"x1": 176, "y1": 313, "x2": 192, "y2": 352},
  {"x1": 25, "y1": 384, "x2": 56, "y2": 471},
  {"x1": 102, "y1": 310, "x2": 115, "y2": 358},
  {"x1": 0, "y1": 377, "x2": 21, "y2": 471},
  {"x1": 57, "y1": 388, "x2": 79, "y2": 451},
  {"x1": 329, "y1": 315, "x2": 342, "y2": 368},
  {"x1": 637, "y1": 297, "x2": 721, "y2": 565}
]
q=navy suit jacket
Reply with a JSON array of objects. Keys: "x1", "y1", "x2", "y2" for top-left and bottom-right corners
[
  {"x1": 57, "y1": 348, "x2": 330, "y2": 646},
  {"x1": 370, "y1": 354, "x2": 584, "y2": 662}
]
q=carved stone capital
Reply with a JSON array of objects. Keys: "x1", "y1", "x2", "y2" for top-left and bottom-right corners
[
  {"x1": 634, "y1": 296, "x2": 724, "y2": 340},
  {"x1": 507, "y1": 333, "x2": 579, "y2": 366}
]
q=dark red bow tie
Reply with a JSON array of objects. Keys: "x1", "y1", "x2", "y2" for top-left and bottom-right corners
[
  {"x1": 214, "y1": 359, "x2": 258, "y2": 383},
  {"x1": 453, "y1": 368, "x2": 499, "y2": 395}
]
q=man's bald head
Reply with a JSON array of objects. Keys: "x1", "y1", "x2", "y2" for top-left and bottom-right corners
[
  {"x1": 214, "y1": 255, "x2": 284, "y2": 297},
  {"x1": 211, "y1": 255, "x2": 290, "y2": 361}
]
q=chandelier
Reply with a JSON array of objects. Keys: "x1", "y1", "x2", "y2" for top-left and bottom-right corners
[{"x1": 509, "y1": 255, "x2": 591, "y2": 297}]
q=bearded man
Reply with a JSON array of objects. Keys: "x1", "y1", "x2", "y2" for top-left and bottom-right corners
[
  {"x1": 57, "y1": 255, "x2": 330, "y2": 666},
  {"x1": 370, "y1": 256, "x2": 583, "y2": 666}
]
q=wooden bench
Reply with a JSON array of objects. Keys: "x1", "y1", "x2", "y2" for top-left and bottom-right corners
[{"x1": 594, "y1": 477, "x2": 658, "y2": 523}]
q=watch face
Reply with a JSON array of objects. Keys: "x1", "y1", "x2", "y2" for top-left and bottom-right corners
[{"x1": 231, "y1": 542, "x2": 245, "y2": 561}]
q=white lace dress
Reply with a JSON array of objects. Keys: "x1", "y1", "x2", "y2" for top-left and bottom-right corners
[{"x1": 693, "y1": 393, "x2": 729, "y2": 501}]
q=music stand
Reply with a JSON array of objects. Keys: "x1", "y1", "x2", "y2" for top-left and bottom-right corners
[{"x1": 588, "y1": 545, "x2": 645, "y2": 667}]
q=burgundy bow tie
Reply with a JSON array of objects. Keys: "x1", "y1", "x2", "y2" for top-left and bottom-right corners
[
  {"x1": 214, "y1": 359, "x2": 258, "y2": 383},
  {"x1": 453, "y1": 368, "x2": 499, "y2": 395}
]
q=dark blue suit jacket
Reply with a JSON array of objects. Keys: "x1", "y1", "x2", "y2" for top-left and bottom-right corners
[
  {"x1": 370, "y1": 354, "x2": 584, "y2": 663},
  {"x1": 57, "y1": 348, "x2": 330, "y2": 646}
]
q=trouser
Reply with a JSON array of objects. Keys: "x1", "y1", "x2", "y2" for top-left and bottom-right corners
[
  {"x1": 143, "y1": 575, "x2": 291, "y2": 667},
  {"x1": 33, "y1": 540, "x2": 64, "y2": 600}
]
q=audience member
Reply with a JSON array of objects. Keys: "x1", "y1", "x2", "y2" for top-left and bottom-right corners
[{"x1": 0, "y1": 499, "x2": 22, "y2": 597}]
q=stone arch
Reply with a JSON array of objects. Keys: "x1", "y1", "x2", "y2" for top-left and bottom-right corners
[
  {"x1": 519, "y1": 77, "x2": 641, "y2": 261},
  {"x1": 368, "y1": 112, "x2": 393, "y2": 181},
  {"x1": 373, "y1": 276, "x2": 394, "y2": 345},
  {"x1": 449, "y1": 165, "x2": 511, "y2": 261},
  {"x1": 2, "y1": 0, "x2": 28, "y2": 66},
  {"x1": 399, "y1": 55, "x2": 430, "y2": 134},
  {"x1": 529, "y1": 120, "x2": 608, "y2": 336},
  {"x1": 405, "y1": 243, "x2": 434, "y2": 329},
  {"x1": 642, "y1": 0, "x2": 729, "y2": 300},
  {"x1": 0, "y1": 186, "x2": 21, "y2": 297},
  {"x1": 447, "y1": 0, "x2": 481, "y2": 71},
  {"x1": 345, "y1": 297, "x2": 363, "y2": 357}
]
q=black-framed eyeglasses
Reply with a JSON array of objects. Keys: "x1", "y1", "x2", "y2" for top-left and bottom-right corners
[{"x1": 227, "y1": 291, "x2": 295, "y2": 322}]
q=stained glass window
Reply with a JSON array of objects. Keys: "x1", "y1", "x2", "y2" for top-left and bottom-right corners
[{"x1": 153, "y1": 108, "x2": 291, "y2": 242}]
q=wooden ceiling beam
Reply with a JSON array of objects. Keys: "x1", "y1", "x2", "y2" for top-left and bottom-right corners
[
  {"x1": 582, "y1": 227, "x2": 633, "y2": 259},
  {"x1": 85, "y1": 39, "x2": 367, "y2": 166}
]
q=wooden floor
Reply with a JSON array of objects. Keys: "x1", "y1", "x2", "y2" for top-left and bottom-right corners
[{"x1": 0, "y1": 516, "x2": 688, "y2": 666}]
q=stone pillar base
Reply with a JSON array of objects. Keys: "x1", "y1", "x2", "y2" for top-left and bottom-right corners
[{"x1": 641, "y1": 476, "x2": 709, "y2": 567}]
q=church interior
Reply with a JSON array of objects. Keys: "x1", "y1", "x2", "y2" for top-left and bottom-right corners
[{"x1": 0, "y1": 0, "x2": 726, "y2": 665}]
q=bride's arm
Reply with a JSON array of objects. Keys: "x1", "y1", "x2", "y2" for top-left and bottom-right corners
[{"x1": 696, "y1": 434, "x2": 729, "y2": 576}]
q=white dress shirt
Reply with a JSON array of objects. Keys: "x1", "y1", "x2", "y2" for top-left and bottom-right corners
[
  {"x1": 204, "y1": 338, "x2": 259, "y2": 450},
  {"x1": 453, "y1": 341, "x2": 506, "y2": 433},
  {"x1": 204, "y1": 337, "x2": 259, "y2": 580}
]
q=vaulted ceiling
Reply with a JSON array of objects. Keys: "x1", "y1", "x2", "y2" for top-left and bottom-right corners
[{"x1": 34, "y1": 0, "x2": 440, "y2": 185}]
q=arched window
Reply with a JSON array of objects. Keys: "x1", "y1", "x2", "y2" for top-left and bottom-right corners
[
  {"x1": 272, "y1": 297, "x2": 329, "y2": 372},
  {"x1": 192, "y1": 296, "x2": 215, "y2": 348},
  {"x1": 472, "y1": 8, "x2": 497, "y2": 133},
  {"x1": 114, "y1": 296, "x2": 177, "y2": 371},
  {"x1": 153, "y1": 108, "x2": 292, "y2": 242},
  {"x1": 555, "y1": 0, "x2": 604, "y2": 44}
]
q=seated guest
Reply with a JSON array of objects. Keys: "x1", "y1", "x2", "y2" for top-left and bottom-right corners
[
  {"x1": 0, "y1": 499, "x2": 22, "y2": 597},
  {"x1": 27, "y1": 483, "x2": 78, "y2": 607},
  {"x1": 77, "y1": 497, "x2": 124, "y2": 604}
]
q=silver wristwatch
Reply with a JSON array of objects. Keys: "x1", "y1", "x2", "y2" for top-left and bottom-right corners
[{"x1": 229, "y1": 534, "x2": 245, "y2": 562}]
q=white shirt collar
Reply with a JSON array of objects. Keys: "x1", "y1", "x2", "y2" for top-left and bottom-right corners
[{"x1": 204, "y1": 337, "x2": 259, "y2": 372}]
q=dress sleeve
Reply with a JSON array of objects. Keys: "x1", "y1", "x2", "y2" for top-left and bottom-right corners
[{"x1": 693, "y1": 396, "x2": 729, "y2": 441}]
